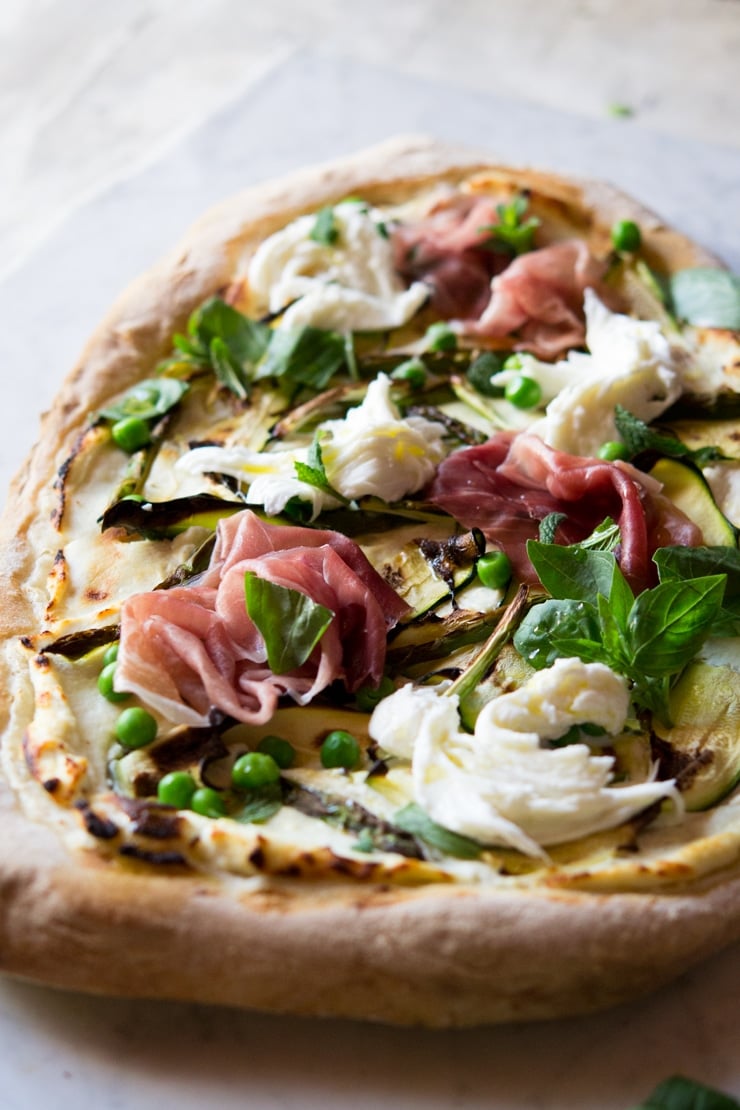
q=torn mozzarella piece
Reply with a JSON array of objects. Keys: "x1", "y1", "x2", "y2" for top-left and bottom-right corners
[
  {"x1": 177, "y1": 374, "x2": 446, "y2": 517},
  {"x1": 523, "y1": 291, "x2": 682, "y2": 456},
  {"x1": 246, "y1": 201, "x2": 429, "y2": 331},
  {"x1": 370, "y1": 658, "x2": 681, "y2": 858}
]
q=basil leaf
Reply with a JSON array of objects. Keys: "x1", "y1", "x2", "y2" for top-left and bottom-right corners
[
  {"x1": 210, "y1": 336, "x2": 249, "y2": 400},
  {"x1": 526, "y1": 541, "x2": 619, "y2": 604},
  {"x1": 633, "y1": 1074, "x2": 740, "y2": 1110},
  {"x1": 608, "y1": 560, "x2": 635, "y2": 628},
  {"x1": 394, "y1": 803, "x2": 482, "y2": 860},
  {"x1": 596, "y1": 593, "x2": 630, "y2": 667},
  {"x1": 668, "y1": 267, "x2": 740, "y2": 330},
  {"x1": 233, "y1": 783, "x2": 283, "y2": 824},
  {"x1": 614, "y1": 406, "x2": 726, "y2": 465},
  {"x1": 293, "y1": 434, "x2": 351, "y2": 507},
  {"x1": 513, "y1": 598, "x2": 602, "y2": 669},
  {"x1": 244, "y1": 574, "x2": 334, "y2": 674},
  {"x1": 656, "y1": 545, "x2": 740, "y2": 635},
  {"x1": 310, "y1": 205, "x2": 339, "y2": 246},
  {"x1": 626, "y1": 574, "x2": 726, "y2": 676},
  {"x1": 98, "y1": 378, "x2": 189, "y2": 422},
  {"x1": 255, "y1": 325, "x2": 347, "y2": 390},
  {"x1": 189, "y1": 297, "x2": 271, "y2": 367}
]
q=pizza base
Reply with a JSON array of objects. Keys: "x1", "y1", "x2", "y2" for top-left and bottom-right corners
[{"x1": 1, "y1": 136, "x2": 738, "y2": 1026}]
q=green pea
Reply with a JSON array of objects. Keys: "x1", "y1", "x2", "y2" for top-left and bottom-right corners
[
  {"x1": 97, "y1": 662, "x2": 130, "y2": 704},
  {"x1": 611, "y1": 219, "x2": 642, "y2": 253},
  {"x1": 424, "y1": 322, "x2": 457, "y2": 352},
  {"x1": 390, "y1": 358, "x2": 427, "y2": 389},
  {"x1": 320, "y1": 730, "x2": 360, "y2": 770},
  {"x1": 102, "y1": 642, "x2": 119, "y2": 666},
  {"x1": 504, "y1": 374, "x2": 541, "y2": 409},
  {"x1": 355, "y1": 675, "x2": 395, "y2": 713},
  {"x1": 111, "y1": 417, "x2": 151, "y2": 453},
  {"x1": 256, "y1": 735, "x2": 295, "y2": 770},
  {"x1": 190, "y1": 787, "x2": 226, "y2": 819},
  {"x1": 157, "y1": 771, "x2": 197, "y2": 809},
  {"x1": 115, "y1": 706, "x2": 157, "y2": 749},
  {"x1": 598, "y1": 440, "x2": 630, "y2": 461},
  {"x1": 232, "y1": 751, "x2": 281, "y2": 790},
  {"x1": 476, "y1": 551, "x2": 512, "y2": 589}
]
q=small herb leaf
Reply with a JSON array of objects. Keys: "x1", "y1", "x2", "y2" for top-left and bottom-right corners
[
  {"x1": 538, "y1": 512, "x2": 568, "y2": 544},
  {"x1": 614, "y1": 406, "x2": 726, "y2": 465},
  {"x1": 626, "y1": 574, "x2": 726, "y2": 675},
  {"x1": 244, "y1": 574, "x2": 334, "y2": 674},
  {"x1": 255, "y1": 326, "x2": 347, "y2": 391},
  {"x1": 310, "y1": 206, "x2": 339, "y2": 246},
  {"x1": 668, "y1": 267, "x2": 740, "y2": 330},
  {"x1": 394, "y1": 803, "x2": 482, "y2": 859},
  {"x1": 527, "y1": 541, "x2": 619, "y2": 604}
]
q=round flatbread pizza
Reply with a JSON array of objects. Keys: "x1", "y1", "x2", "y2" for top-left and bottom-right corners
[{"x1": 1, "y1": 136, "x2": 739, "y2": 1026}]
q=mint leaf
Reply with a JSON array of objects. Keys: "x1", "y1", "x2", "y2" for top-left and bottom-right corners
[
  {"x1": 255, "y1": 325, "x2": 347, "y2": 390},
  {"x1": 614, "y1": 406, "x2": 726, "y2": 465},
  {"x1": 310, "y1": 205, "x2": 339, "y2": 246},
  {"x1": 481, "y1": 195, "x2": 540, "y2": 256},
  {"x1": 538, "y1": 512, "x2": 567, "y2": 544},
  {"x1": 244, "y1": 574, "x2": 334, "y2": 674},
  {"x1": 233, "y1": 783, "x2": 283, "y2": 824},
  {"x1": 190, "y1": 297, "x2": 270, "y2": 367},
  {"x1": 293, "y1": 435, "x2": 351, "y2": 506}
]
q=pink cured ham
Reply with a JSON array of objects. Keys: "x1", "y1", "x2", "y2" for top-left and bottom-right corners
[
  {"x1": 392, "y1": 195, "x2": 506, "y2": 319},
  {"x1": 116, "y1": 511, "x2": 409, "y2": 727},
  {"x1": 428, "y1": 433, "x2": 702, "y2": 593},
  {"x1": 392, "y1": 194, "x2": 609, "y2": 357},
  {"x1": 468, "y1": 240, "x2": 608, "y2": 358}
]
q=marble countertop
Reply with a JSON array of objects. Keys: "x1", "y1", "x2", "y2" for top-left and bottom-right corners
[{"x1": 1, "y1": 3, "x2": 739, "y2": 1107}]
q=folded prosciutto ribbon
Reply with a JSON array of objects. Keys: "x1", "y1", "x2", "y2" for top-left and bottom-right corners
[
  {"x1": 392, "y1": 195, "x2": 609, "y2": 358},
  {"x1": 116, "y1": 512, "x2": 409, "y2": 727},
  {"x1": 428, "y1": 432, "x2": 702, "y2": 594}
]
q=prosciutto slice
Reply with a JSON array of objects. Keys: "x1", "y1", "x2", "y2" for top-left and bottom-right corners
[
  {"x1": 392, "y1": 195, "x2": 505, "y2": 319},
  {"x1": 428, "y1": 433, "x2": 702, "y2": 593},
  {"x1": 393, "y1": 194, "x2": 610, "y2": 357},
  {"x1": 469, "y1": 240, "x2": 609, "y2": 358},
  {"x1": 116, "y1": 511, "x2": 409, "y2": 727}
]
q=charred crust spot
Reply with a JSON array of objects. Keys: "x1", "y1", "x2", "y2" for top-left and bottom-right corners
[
  {"x1": 248, "y1": 846, "x2": 266, "y2": 869},
  {"x1": 43, "y1": 777, "x2": 60, "y2": 795},
  {"x1": 118, "y1": 797, "x2": 183, "y2": 839},
  {"x1": 75, "y1": 800, "x2": 119, "y2": 840},
  {"x1": 34, "y1": 653, "x2": 51, "y2": 669},
  {"x1": 119, "y1": 845, "x2": 188, "y2": 867},
  {"x1": 20, "y1": 636, "x2": 34, "y2": 650},
  {"x1": 84, "y1": 588, "x2": 109, "y2": 603}
]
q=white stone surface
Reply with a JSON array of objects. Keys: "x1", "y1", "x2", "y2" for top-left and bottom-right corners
[{"x1": 1, "y1": 4, "x2": 739, "y2": 1107}]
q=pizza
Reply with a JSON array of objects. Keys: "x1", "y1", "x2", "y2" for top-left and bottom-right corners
[{"x1": 1, "y1": 136, "x2": 739, "y2": 1026}]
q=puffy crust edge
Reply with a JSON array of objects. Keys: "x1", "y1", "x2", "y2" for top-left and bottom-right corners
[{"x1": 0, "y1": 135, "x2": 736, "y2": 1025}]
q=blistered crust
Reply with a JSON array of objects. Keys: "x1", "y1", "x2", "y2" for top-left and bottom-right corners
[{"x1": 0, "y1": 136, "x2": 738, "y2": 1025}]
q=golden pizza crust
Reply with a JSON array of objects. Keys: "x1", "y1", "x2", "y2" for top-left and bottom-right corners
[{"x1": 1, "y1": 136, "x2": 738, "y2": 1025}]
